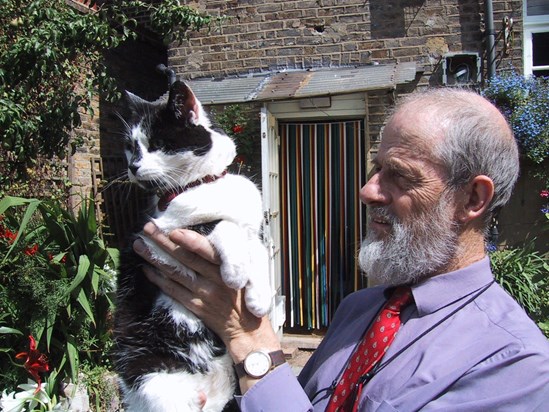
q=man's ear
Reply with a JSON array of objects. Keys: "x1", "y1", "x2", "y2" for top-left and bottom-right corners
[{"x1": 457, "y1": 175, "x2": 495, "y2": 223}]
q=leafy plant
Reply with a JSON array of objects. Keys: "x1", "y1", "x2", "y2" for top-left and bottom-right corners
[
  {"x1": 0, "y1": 0, "x2": 216, "y2": 180},
  {"x1": 490, "y1": 245, "x2": 549, "y2": 336},
  {"x1": 211, "y1": 104, "x2": 258, "y2": 172},
  {"x1": 80, "y1": 364, "x2": 119, "y2": 412},
  {"x1": 0, "y1": 195, "x2": 119, "y2": 396}
]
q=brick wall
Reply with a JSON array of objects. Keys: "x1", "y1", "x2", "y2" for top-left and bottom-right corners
[
  {"x1": 166, "y1": 0, "x2": 543, "y2": 254},
  {"x1": 171, "y1": 0, "x2": 523, "y2": 83}
]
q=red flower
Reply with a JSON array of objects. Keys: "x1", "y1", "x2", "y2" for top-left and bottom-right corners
[
  {"x1": 541, "y1": 190, "x2": 549, "y2": 198},
  {"x1": 232, "y1": 124, "x2": 243, "y2": 134},
  {"x1": 49, "y1": 253, "x2": 67, "y2": 264},
  {"x1": 0, "y1": 226, "x2": 17, "y2": 244},
  {"x1": 15, "y1": 335, "x2": 50, "y2": 392},
  {"x1": 24, "y1": 244, "x2": 39, "y2": 256}
]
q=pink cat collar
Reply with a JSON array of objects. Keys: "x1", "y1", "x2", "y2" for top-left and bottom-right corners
[{"x1": 157, "y1": 170, "x2": 228, "y2": 211}]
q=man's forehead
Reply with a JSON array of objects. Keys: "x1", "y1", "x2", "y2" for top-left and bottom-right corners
[{"x1": 381, "y1": 108, "x2": 441, "y2": 152}]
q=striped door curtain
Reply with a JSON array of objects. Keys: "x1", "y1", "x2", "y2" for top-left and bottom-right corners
[{"x1": 280, "y1": 120, "x2": 367, "y2": 330}]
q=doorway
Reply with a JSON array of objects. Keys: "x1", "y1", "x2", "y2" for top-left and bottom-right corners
[{"x1": 279, "y1": 120, "x2": 367, "y2": 330}]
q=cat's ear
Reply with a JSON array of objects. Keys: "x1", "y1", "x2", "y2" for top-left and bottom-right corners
[
  {"x1": 168, "y1": 81, "x2": 202, "y2": 125},
  {"x1": 125, "y1": 91, "x2": 149, "y2": 116}
]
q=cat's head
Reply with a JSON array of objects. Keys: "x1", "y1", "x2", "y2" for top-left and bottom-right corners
[{"x1": 123, "y1": 80, "x2": 236, "y2": 193}]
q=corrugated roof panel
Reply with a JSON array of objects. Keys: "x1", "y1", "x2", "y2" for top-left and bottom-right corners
[
  {"x1": 294, "y1": 65, "x2": 395, "y2": 98},
  {"x1": 186, "y1": 62, "x2": 417, "y2": 104},
  {"x1": 187, "y1": 76, "x2": 267, "y2": 105},
  {"x1": 258, "y1": 71, "x2": 312, "y2": 100},
  {"x1": 395, "y1": 62, "x2": 418, "y2": 84}
]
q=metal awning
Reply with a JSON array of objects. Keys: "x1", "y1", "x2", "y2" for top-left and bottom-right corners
[{"x1": 186, "y1": 62, "x2": 417, "y2": 105}]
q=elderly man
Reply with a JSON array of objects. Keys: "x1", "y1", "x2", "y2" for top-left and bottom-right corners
[{"x1": 135, "y1": 88, "x2": 549, "y2": 411}]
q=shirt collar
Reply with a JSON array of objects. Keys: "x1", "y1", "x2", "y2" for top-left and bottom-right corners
[{"x1": 408, "y1": 257, "x2": 494, "y2": 317}]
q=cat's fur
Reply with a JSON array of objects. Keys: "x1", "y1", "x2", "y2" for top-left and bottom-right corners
[{"x1": 112, "y1": 79, "x2": 272, "y2": 412}]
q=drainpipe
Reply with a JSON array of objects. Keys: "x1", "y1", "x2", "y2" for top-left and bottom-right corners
[{"x1": 485, "y1": 0, "x2": 496, "y2": 79}]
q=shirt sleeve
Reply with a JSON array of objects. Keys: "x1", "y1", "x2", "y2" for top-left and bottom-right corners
[{"x1": 237, "y1": 363, "x2": 314, "y2": 411}]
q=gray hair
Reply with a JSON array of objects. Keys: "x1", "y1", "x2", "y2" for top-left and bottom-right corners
[{"x1": 394, "y1": 88, "x2": 520, "y2": 223}]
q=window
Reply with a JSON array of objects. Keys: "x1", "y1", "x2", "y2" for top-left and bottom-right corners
[{"x1": 524, "y1": 0, "x2": 549, "y2": 77}]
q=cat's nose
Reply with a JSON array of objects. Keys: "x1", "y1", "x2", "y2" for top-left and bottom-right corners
[{"x1": 129, "y1": 164, "x2": 139, "y2": 176}]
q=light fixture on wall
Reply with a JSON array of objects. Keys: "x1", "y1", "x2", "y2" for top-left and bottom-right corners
[{"x1": 442, "y1": 52, "x2": 481, "y2": 86}]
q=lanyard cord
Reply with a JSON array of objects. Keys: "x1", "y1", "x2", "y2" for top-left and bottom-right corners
[
  {"x1": 310, "y1": 280, "x2": 495, "y2": 406},
  {"x1": 359, "y1": 280, "x2": 495, "y2": 386}
]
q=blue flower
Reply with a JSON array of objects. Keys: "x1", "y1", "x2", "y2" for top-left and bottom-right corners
[
  {"x1": 486, "y1": 243, "x2": 498, "y2": 253},
  {"x1": 483, "y1": 71, "x2": 549, "y2": 164}
]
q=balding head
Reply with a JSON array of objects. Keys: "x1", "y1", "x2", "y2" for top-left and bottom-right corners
[{"x1": 388, "y1": 88, "x2": 519, "y2": 223}]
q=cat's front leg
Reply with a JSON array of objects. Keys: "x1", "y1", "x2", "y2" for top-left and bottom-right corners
[
  {"x1": 207, "y1": 220, "x2": 252, "y2": 290},
  {"x1": 207, "y1": 221, "x2": 272, "y2": 317},
  {"x1": 242, "y1": 238, "x2": 273, "y2": 317}
]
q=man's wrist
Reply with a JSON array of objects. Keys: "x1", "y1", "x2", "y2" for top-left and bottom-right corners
[
  {"x1": 227, "y1": 317, "x2": 282, "y2": 363},
  {"x1": 234, "y1": 349, "x2": 286, "y2": 379}
]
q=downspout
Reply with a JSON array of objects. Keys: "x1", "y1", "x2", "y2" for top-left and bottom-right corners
[{"x1": 485, "y1": 0, "x2": 497, "y2": 79}]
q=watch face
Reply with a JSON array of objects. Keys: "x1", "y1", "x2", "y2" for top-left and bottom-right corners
[{"x1": 244, "y1": 351, "x2": 271, "y2": 378}]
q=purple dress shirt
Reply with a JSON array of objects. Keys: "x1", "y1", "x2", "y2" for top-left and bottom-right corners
[{"x1": 239, "y1": 257, "x2": 549, "y2": 411}]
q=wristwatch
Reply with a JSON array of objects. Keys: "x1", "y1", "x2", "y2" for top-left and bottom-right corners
[{"x1": 234, "y1": 349, "x2": 286, "y2": 379}]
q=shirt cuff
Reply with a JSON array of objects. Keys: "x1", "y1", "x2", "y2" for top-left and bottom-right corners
[{"x1": 236, "y1": 363, "x2": 313, "y2": 411}]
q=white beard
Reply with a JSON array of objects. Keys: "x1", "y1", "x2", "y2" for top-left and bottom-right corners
[{"x1": 359, "y1": 192, "x2": 459, "y2": 286}]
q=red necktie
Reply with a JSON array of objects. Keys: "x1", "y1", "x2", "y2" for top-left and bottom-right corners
[{"x1": 326, "y1": 287, "x2": 413, "y2": 412}]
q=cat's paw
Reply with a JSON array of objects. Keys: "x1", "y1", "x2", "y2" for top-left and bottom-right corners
[
  {"x1": 219, "y1": 260, "x2": 248, "y2": 290},
  {"x1": 244, "y1": 281, "x2": 272, "y2": 317}
]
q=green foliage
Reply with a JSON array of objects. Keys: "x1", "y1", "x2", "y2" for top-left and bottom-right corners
[
  {"x1": 0, "y1": 0, "x2": 216, "y2": 178},
  {"x1": 0, "y1": 195, "x2": 119, "y2": 395},
  {"x1": 81, "y1": 364, "x2": 119, "y2": 412},
  {"x1": 211, "y1": 104, "x2": 257, "y2": 168},
  {"x1": 0, "y1": 315, "x2": 24, "y2": 390},
  {"x1": 490, "y1": 245, "x2": 549, "y2": 337}
]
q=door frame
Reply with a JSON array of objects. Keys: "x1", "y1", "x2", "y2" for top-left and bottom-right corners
[{"x1": 261, "y1": 93, "x2": 369, "y2": 330}]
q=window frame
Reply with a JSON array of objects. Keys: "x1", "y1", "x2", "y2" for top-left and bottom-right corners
[{"x1": 523, "y1": 1, "x2": 549, "y2": 76}]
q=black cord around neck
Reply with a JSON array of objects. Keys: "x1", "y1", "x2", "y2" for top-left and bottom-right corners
[
  {"x1": 360, "y1": 280, "x2": 495, "y2": 385},
  {"x1": 310, "y1": 280, "x2": 495, "y2": 405}
]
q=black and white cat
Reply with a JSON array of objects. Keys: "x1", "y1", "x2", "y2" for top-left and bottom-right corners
[{"x1": 112, "y1": 74, "x2": 272, "y2": 411}]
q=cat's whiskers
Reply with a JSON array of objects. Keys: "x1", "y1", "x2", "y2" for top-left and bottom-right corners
[{"x1": 115, "y1": 111, "x2": 131, "y2": 131}]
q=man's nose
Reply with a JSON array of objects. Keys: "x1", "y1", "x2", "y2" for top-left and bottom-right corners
[{"x1": 359, "y1": 173, "x2": 389, "y2": 205}]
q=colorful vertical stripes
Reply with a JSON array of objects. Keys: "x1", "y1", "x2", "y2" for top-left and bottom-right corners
[{"x1": 280, "y1": 121, "x2": 367, "y2": 329}]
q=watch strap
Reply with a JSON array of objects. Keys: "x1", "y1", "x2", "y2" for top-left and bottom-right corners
[{"x1": 234, "y1": 349, "x2": 286, "y2": 379}]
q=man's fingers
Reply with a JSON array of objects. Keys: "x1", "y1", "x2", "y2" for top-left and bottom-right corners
[
  {"x1": 168, "y1": 228, "x2": 220, "y2": 264},
  {"x1": 143, "y1": 266, "x2": 199, "y2": 308},
  {"x1": 137, "y1": 223, "x2": 221, "y2": 279}
]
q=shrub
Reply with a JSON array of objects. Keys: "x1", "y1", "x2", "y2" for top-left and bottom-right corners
[
  {"x1": 482, "y1": 71, "x2": 549, "y2": 190},
  {"x1": 490, "y1": 245, "x2": 549, "y2": 337},
  {"x1": 0, "y1": 196, "x2": 118, "y2": 398}
]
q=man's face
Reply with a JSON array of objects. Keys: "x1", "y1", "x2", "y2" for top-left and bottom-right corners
[{"x1": 358, "y1": 112, "x2": 460, "y2": 285}]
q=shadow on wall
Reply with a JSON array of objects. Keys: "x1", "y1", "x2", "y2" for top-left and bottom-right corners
[
  {"x1": 98, "y1": 39, "x2": 168, "y2": 248},
  {"x1": 498, "y1": 161, "x2": 549, "y2": 254},
  {"x1": 369, "y1": 0, "x2": 481, "y2": 51},
  {"x1": 370, "y1": 0, "x2": 426, "y2": 39}
]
